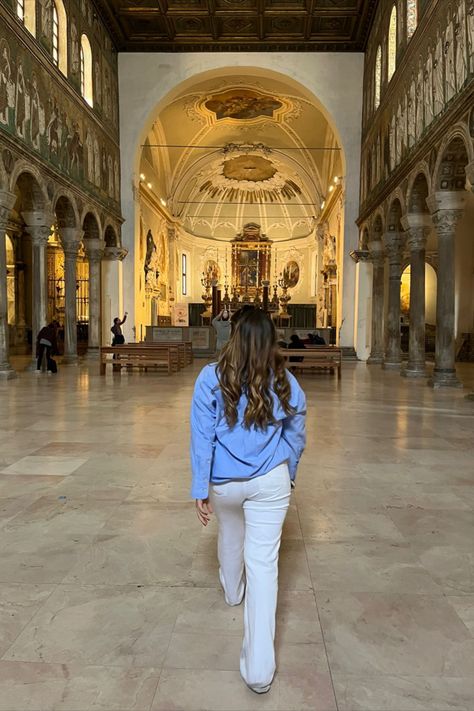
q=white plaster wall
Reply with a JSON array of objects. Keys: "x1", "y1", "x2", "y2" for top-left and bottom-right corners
[{"x1": 118, "y1": 53, "x2": 364, "y2": 346}]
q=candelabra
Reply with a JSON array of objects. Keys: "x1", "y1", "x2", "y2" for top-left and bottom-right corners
[
  {"x1": 201, "y1": 271, "x2": 213, "y2": 319},
  {"x1": 277, "y1": 272, "x2": 292, "y2": 319}
]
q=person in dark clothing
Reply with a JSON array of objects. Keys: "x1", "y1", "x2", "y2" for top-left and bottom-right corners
[
  {"x1": 111, "y1": 312, "x2": 127, "y2": 345},
  {"x1": 312, "y1": 332, "x2": 326, "y2": 345},
  {"x1": 36, "y1": 321, "x2": 59, "y2": 373},
  {"x1": 289, "y1": 334, "x2": 306, "y2": 363}
]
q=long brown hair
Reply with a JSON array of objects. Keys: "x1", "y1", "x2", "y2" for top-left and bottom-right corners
[{"x1": 217, "y1": 309, "x2": 295, "y2": 430}]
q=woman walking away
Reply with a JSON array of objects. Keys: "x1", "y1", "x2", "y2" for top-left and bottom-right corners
[{"x1": 190, "y1": 309, "x2": 306, "y2": 694}]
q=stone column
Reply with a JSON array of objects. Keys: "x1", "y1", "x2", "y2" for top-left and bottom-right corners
[
  {"x1": 85, "y1": 238, "x2": 105, "y2": 358},
  {"x1": 465, "y1": 163, "x2": 474, "y2": 400},
  {"x1": 0, "y1": 190, "x2": 17, "y2": 379},
  {"x1": 367, "y1": 240, "x2": 385, "y2": 364},
  {"x1": 382, "y1": 232, "x2": 404, "y2": 369},
  {"x1": 101, "y1": 246, "x2": 127, "y2": 346},
  {"x1": 21, "y1": 211, "x2": 53, "y2": 369},
  {"x1": 427, "y1": 192, "x2": 466, "y2": 388},
  {"x1": 60, "y1": 228, "x2": 84, "y2": 364},
  {"x1": 401, "y1": 214, "x2": 432, "y2": 377}
]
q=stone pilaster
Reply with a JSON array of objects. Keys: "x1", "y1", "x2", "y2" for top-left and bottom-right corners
[
  {"x1": 0, "y1": 190, "x2": 17, "y2": 379},
  {"x1": 426, "y1": 192, "x2": 465, "y2": 388},
  {"x1": 21, "y1": 211, "x2": 54, "y2": 370},
  {"x1": 465, "y1": 166, "x2": 474, "y2": 400},
  {"x1": 382, "y1": 232, "x2": 404, "y2": 369},
  {"x1": 367, "y1": 240, "x2": 385, "y2": 365},
  {"x1": 60, "y1": 228, "x2": 84, "y2": 365},
  {"x1": 401, "y1": 214, "x2": 432, "y2": 378},
  {"x1": 85, "y1": 238, "x2": 105, "y2": 358}
]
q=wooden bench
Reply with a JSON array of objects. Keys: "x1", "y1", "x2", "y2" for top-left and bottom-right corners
[
  {"x1": 100, "y1": 345, "x2": 180, "y2": 375},
  {"x1": 125, "y1": 342, "x2": 190, "y2": 370},
  {"x1": 141, "y1": 341, "x2": 193, "y2": 366},
  {"x1": 280, "y1": 346, "x2": 342, "y2": 378}
]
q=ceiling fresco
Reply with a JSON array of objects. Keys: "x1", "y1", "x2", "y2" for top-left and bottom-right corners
[
  {"x1": 96, "y1": 0, "x2": 378, "y2": 52},
  {"x1": 139, "y1": 75, "x2": 343, "y2": 241}
]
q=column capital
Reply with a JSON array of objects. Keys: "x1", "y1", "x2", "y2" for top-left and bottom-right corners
[
  {"x1": 367, "y1": 240, "x2": 385, "y2": 265},
  {"x1": 382, "y1": 231, "x2": 404, "y2": 262},
  {"x1": 426, "y1": 191, "x2": 467, "y2": 215},
  {"x1": 21, "y1": 211, "x2": 55, "y2": 246},
  {"x1": 84, "y1": 238, "x2": 105, "y2": 262},
  {"x1": 466, "y1": 161, "x2": 474, "y2": 192},
  {"x1": 103, "y1": 246, "x2": 128, "y2": 261},
  {"x1": 401, "y1": 212, "x2": 432, "y2": 232},
  {"x1": 60, "y1": 228, "x2": 84, "y2": 258},
  {"x1": 0, "y1": 190, "x2": 16, "y2": 228}
]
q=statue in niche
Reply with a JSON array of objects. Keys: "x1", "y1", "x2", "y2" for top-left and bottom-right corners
[
  {"x1": 445, "y1": 20, "x2": 456, "y2": 102},
  {"x1": 407, "y1": 81, "x2": 416, "y2": 148},
  {"x1": 0, "y1": 41, "x2": 14, "y2": 126},
  {"x1": 40, "y1": 0, "x2": 53, "y2": 40},
  {"x1": 144, "y1": 229, "x2": 160, "y2": 292},
  {"x1": 103, "y1": 65, "x2": 111, "y2": 116},
  {"x1": 323, "y1": 233, "x2": 336, "y2": 265},
  {"x1": 455, "y1": 2, "x2": 468, "y2": 91},
  {"x1": 433, "y1": 34, "x2": 444, "y2": 116},
  {"x1": 416, "y1": 64, "x2": 424, "y2": 139},
  {"x1": 389, "y1": 113, "x2": 396, "y2": 172},
  {"x1": 424, "y1": 50, "x2": 434, "y2": 127},
  {"x1": 94, "y1": 60, "x2": 102, "y2": 107}
]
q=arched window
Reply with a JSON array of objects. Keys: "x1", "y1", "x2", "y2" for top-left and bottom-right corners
[
  {"x1": 16, "y1": 0, "x2": 36, "y2": 34},
  {"x1": 51, "y1": 0, "x2": 67, "y2": 74},
  {"x1": 80, "y1": 34, "x2": 93, "y2": 107},
  {"x1": 407, "y1": 0, "x2": 418, "y2": 40},
  {"x1": 374, "y1": 45, "x2": 382, "y2": 109},
  {"x1": 388, "y1": 5, "x2": 397, "y2": 81}
]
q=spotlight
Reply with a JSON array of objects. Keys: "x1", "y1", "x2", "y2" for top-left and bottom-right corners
[
  {"x1": 139, "y1": 173, "x2": 145, "y2": 180},
  {"x1": 160, "y1": 198, "x2": 167, "y2": 207},
  {"x1": 147, "y1": 182, "x2": 152, "y2": 189}
]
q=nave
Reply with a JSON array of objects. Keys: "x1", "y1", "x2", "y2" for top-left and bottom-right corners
[{"x1": 0, "y1": 362, "x2": 473, "y2": 710}]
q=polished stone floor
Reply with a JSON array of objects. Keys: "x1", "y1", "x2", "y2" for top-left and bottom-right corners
[{"x1": 0, "y1": 360, "x2": 473, "y2": 711}]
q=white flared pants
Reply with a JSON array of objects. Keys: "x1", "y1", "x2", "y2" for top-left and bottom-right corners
[{"x1": 209, "y1": 462, "x2": 291, "y2": 691}]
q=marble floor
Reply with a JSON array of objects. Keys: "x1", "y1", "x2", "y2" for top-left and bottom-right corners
[{"x1": 0, "y1": 360, "x2": 473, "y2": 711}]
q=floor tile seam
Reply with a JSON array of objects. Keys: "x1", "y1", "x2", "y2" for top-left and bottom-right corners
[
  {"x1": 0, "y1": 582, "x2": 60, "y2": 662},
  {"x1": 0, "y1": 657, "x2": 165, "y2": 672},
  {"x1": 293, "y1": 497, "x2": 340, "y2": 711}
]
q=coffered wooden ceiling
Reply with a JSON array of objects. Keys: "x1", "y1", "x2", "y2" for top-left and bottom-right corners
[{"x1": 96, "y1": 0, "x2": 378, "y2": 52}]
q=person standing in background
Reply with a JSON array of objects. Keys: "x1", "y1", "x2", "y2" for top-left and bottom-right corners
[
  {"x1": 111, "y1": 312, "x2": 127, "y2": 345},
  {"x1": 212, "y1": 308, "x2": 231, "y2": 352}
]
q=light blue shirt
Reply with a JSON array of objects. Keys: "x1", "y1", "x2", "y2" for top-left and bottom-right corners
[{"x1": 190, "y1": 363, "x2": 306, "y2": 499}]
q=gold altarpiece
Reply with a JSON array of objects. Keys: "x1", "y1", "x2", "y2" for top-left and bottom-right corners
[{"x1": 231, "y1": 223, "x2": 273, "y2": 296}]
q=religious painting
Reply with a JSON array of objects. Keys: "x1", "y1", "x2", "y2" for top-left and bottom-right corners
[
  {"x1": 283, "y1": 260, "x2": 300, "y2": 288},
  {"x1": 238, "y1": 250, "x2": 258, "y2": 288},
  {"x1": 204, "y1": 259, "x2": 220, "y2": 282},
  {"x1": 204, "y1": 89, "x2": 283, "y2": 121}
]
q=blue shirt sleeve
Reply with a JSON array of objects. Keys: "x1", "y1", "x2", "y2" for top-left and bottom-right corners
[
  {"x1": 281, "y1": 375, "x2": 307, "y2": 481},
  {"x1": 190, "y1": 366, "x2": 218, "y2": 499}
]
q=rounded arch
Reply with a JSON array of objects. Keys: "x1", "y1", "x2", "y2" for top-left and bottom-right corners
[
  {"x1": 406, "y1": 162, "x2": 432, "y2": 211},
  {"x1": 82, "y1": 209, "x2": 101, "y2": 240},
  {"x1": 371, "y1": 210, "x2": 385, "y2": 238},
  {"x1": 433, "y1": 123, "x2": 474, "y2": 191},
  {"x1": 53, "y1": 189, "x2": 79, "y2": 228},
  {"x1": 9, "y1": 161, "x2": 48, "y2": 209},
  {"x1": 82, "y1": 210, "x2": 102, "y2": 241},
  {"x1": 360, "y1": 225, "x2": 370, "y2": 250},
  {"x1": 386, "y1": 196, "x2": 404, "y2": 231},
  {"x1": 104, "y1": 223, "x2": 118, "y2": 247}
]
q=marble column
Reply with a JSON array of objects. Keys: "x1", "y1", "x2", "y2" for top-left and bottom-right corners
[
  {"x1": 0, "y1": 190, "x2": 17, "y2": 379},
  {"x1": 60, "y1": 228, "x2": 84, "y2": 365},
  {"x1": 85, "y1": 238, "x2": 105, "y2": 358},
  {"x1": 382, "y1": 232, "x2": 404, "y2": 369},
  {"x1": 401, "y1": 214, "x2": 432, "y2": 377},
  {"x1": 101, "y1": 246, "x2": 127, "y2": 346},
  {"x1": 367, "y1": 240, "x2": 385, "y2": 364},
  {"x1": 427, "y1": 192, "x2": 465, "y2": 388}
]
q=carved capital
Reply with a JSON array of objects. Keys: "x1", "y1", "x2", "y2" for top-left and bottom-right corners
[
  {"x1": 367, "y1": 239, "x2": 385, "y2": 265},
  {"x1": 406, "y1": 226, "x2": 430, "y2": 252},
  {"x1": 27, "y1": 225, "x2": 51, "y2": 246},
  {"x1": 103, "y1": 246, "x2": 128, "y2": 261},
  {"x1": 0, "y1": 190, "x2": 16, "y2": 228},
  {"x1": 431, "y1": 209, "x2": 464, "y2": 238},
  {"x1": 426, "y1": 191, "x2": 466, "y2": 215},
  {"x1": 85, "y1": 238, "x2": 106, "y2": 262},
  {"x1": 60, "y1": 228, "x2": 84, "y2": 257},
  {"x1": 382, "y1": 232, "x2": 404, "y2": 264}
]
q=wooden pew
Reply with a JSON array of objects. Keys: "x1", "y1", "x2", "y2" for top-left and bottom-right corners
[
  {"x1": 100, "y1": 345, "x2": 180, "y2": 375},
  {"x1": 140, "y1": 341, "x2": 193, "y2": 366},
  {"x1": 280, "y1": 346, "x2": 342, "y2": 378}
]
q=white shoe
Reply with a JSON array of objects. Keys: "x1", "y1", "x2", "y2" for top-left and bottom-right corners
[{"x1": 247, "y1": 683, "x2": 272, "y2": 695}]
